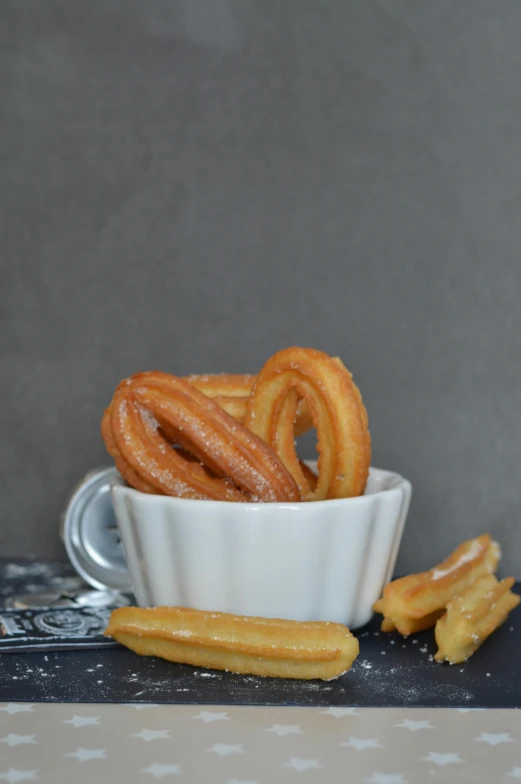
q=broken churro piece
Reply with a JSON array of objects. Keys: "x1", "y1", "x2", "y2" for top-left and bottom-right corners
[
  {"x1": 105, "y1": 606, "x2": 359, "y2": 680},
  {"x1": 374, "y1": 605, "x2": 445, "y2": 635},
  {"x1": 434, "y1": 574, "x2": 520, "y2": 663},
  {"x1": 373, "y1": 535, "x2": 501, "y2": 636}
]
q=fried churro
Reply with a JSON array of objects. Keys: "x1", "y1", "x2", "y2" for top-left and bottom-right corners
[
  {"x1": 105, "y1": 606, "x2": 359, "y2": 680},
  {"x1": 102, "y1": 371, "x2": 300, "y2": 502},
  {"x1": 373, "y1": 535, "x2": 501, "y2": 636},
  {"x1": 434, "y1": 574, "x2": 520, "y2": 664},
  {"x1": 243, "y1": 347, "x2": 371, "y2": 500}
]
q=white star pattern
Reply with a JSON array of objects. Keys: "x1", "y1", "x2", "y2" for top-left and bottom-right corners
[
  {"x1": 340, "y1": 737, "x2": 382, "y2": 751},
  {"x1": 141, "y1": 763, "x2": 182, "y2": 778},
  {"x1": 475, "y1": 732, "x2": 514, "y2": 746},
  {"x1": 265, "y1": 724, "x2": 304, "y2": 737},
  {"x1": 421, "y1": 752, "x2": 463, "y2": 767},
  {"x1": 206, "y1": 743, "x2": 245, "y2": 757},
  {"x1": 61, "y1": 716, "x2": 101, "y2": 727},
  {"x1": 131, "y1": 729, "x2": 171, "y2": 742},
  {"x1": 283, "y1": 758, "x2": 323, "y2": 772},
  {"x1": 3, "y1": 697, "x2": 521, "y2": 780},
  {"x1": 0, "y1": 772, "x2": 39, "y2": 783},
  {"x1": 320, "y1": 707, "x2": 358, "y2": 717},
  {"x1": 192, "y1": 710, "x2": 229, "y2": 723},
  {"x1": 0, "y1": 736, "x2": 37, "y2": 748},
  {"x1": 64, "y1": 748, "x2": 107, "y2": 762},
  {"x1": 395, "y1": 719, "x2": 433, "y2": 732}
]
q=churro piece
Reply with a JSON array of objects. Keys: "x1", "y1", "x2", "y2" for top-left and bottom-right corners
[
  {"x1": 434, "y1": 574, "x2": 520, "y2": 664},
  {"x1": 373, "y1": 535, "x2": 501, "y2": 636},
  {"x1": 183, "y1": 374, "x2": 255, "y2": 430},
  {"x1": 184, "y1": 373, "x2": 314, "y2": 437},
  {"x1": 105, "y1": 606, "x2": 359, "y2": 680},
  {"x1": 102, "y1": 371, "x2": 300, "y2": 503},
  {"x1": 243, "y1": 347, "x2": 371, "y2": 500},
  {"x1": 376, "y1": 608, "x2": 445, "y2": 635},
  {"x1": 184, "y1": 374, "x2": 256, "y2": 399}
]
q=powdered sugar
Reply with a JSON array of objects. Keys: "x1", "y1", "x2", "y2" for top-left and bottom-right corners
[{"x1": 431, "y1": 540, "x2": 494, "y2": 580}]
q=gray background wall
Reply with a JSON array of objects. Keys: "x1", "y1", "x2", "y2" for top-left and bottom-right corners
[{"x1": 2, "y1": 0, "x2": 521, "y2": 576}]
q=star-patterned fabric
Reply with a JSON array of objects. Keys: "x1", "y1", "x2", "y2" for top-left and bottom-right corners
[{"x1": 0, "y1": 703, "x2": 520, "y2": 782}]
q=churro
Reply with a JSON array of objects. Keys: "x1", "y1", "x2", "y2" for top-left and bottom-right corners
[
  {"x1": 243, "y1": 347, "x2": 371, "y2": 500},
  {"x1": 105, "y1": 606, "x2": 359, "y2": 680},
  {"x1": 373, "y1": 535, "x2": 501, "y2": 635},
  {"x1": 102, "y1": 371, "x2": 300, "y2": 502},
  {"x1": 434, "y1": 574, "x2": 520, "y2": 664}
]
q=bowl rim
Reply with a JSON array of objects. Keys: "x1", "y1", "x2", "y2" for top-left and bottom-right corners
[{"x1": 110, "y1": 465, "x2": 411, "y2": 509}]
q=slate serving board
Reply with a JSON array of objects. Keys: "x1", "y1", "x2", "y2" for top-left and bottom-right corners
[{"x1": 1, "y1": 560, "x2": 520, "y2": 708}]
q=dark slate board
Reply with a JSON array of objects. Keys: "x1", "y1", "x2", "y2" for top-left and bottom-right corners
[
  {"x1": 0, "y1": 559, "x2": 87, "y2": 601},
  {"x1": 1, "y1": 560, "x2": 520, "y2": 708}
]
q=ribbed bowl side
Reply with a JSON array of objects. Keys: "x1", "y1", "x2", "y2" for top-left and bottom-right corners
[
  {"x1": 110, "y1": 491, "x2": 150, "y2": 606},
  {"x1": 350, "y1": 483, "x2": 411, "y2": 627},
  {"x1": 111, "y1": 470, "x2": 411, "y2": 629}
]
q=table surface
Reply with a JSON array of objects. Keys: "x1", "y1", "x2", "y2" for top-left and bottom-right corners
[
  {"x1": 2, "y1": 560, "x2": 521, "y2": 709},
  {"x1": 1, "y1": 702, "x2": 520, "y2": 783},
  {"x1": 2, "y1": 560, "x2": 520, "y2": 782}
]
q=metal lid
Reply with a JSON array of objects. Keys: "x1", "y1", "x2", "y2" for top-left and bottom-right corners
[
  {"x1": 61, "y1": 467, "x2": 133, "y2": 593},
  {"x1": 5, "y1": 589, "x2": 131, "y2": 610}
]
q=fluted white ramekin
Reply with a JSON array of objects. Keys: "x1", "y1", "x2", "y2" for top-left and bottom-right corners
[{"x1": 110, "y1": 465, "x2": 411, "y2": 629}]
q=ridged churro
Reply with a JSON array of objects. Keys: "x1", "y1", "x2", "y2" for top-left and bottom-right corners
[
  {"x1": 105, "y1": 606, "x2": 359, "y2": 680},
  {"x1": 373, "y1": 535, "x2": 501, "y2": 636},
  {"x1": 184, "y1": 374, "x2": 256, "y2": 399},
  {"x1": 434, "y1": 574, "x2": 520, "y2": 664},
  {"x1": 102, "y1": 371, "x2": 300, "y2": 502},
  {"x1": 243, "y1": 347, "x2": 371, "y2": 500}
]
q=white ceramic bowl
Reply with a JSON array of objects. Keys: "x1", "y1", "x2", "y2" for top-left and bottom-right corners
[{"x1": 110, "y1": 465, "x2": 411, "y2": 629}]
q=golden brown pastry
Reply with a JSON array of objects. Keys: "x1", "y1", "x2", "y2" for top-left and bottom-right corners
[
  {"x1": 105, "y1": 606, "x2": 359, "y2": 680},
  {"x1": 184, "y1": 373, "x2": 256, "y2": 399},
  {"x1": 434, "y1": 574, "x2": 520, "y2": 664},
  {"x1": 243, "y1": 347, "x2": 371, "y2": 500},
  {"x1": 101, "y1": 371, "x2": 300, "y2": 502},
  {"x1": 373, "y1": 535, "x2": 501, "y2": 635}
]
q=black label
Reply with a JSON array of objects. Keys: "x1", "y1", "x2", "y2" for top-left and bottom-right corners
[{"x1": 0, "y1": 605, "x2": 121, "y2": 652}]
